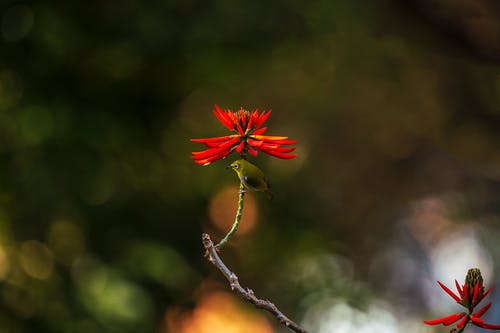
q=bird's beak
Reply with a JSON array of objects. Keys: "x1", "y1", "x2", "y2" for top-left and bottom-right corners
[{"x1": 225, "y1": 165, "x2": 232, "y2": 169}]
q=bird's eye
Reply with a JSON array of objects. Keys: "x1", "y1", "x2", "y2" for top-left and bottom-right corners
[{"x1": 234, "y1": 163, "x2": 239, "y2": 169}]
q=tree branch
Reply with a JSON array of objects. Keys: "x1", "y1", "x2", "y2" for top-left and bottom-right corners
[{"x1": 202, "y1": 233, "x2": 309, "y2": 333}]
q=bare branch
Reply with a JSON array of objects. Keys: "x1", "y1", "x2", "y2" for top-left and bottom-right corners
[{"x1": 202, "y1": 233, "x2": 309, "y2": 333}]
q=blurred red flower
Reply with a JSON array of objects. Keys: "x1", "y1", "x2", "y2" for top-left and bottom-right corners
[
  {"x1": 424, "y1": 268, "x2": 500, "y2": 331},
  {"x1": 191, "y1": 105, "x2": 297, "y2": 165}
]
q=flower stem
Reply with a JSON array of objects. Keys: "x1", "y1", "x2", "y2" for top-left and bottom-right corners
[{"x1": 215, "y1": 182, "x2": 245, "y2": 249}]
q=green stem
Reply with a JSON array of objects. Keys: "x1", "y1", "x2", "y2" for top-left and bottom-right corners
[{"x1": 215, "y1": 182, "x2": 245, "y2": 249}]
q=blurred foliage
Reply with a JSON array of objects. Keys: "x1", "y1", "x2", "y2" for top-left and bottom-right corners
[{"x1": 0, "y1": 0, "x2": 499, "y2": 332}]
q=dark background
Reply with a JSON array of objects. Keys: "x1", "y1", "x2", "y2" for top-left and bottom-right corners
[{"x1": 0, "y1": 0, "x2": 499, "y2": 332}]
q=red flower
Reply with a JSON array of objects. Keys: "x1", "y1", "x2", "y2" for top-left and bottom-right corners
[
  {"x1": 424, "y1": 268, "x2": 500, "y2": 331},
  {"x1": 191, "y1": 105, "x2": 297, "y2": 165}
]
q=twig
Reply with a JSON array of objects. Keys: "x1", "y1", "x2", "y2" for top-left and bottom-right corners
[
  {"x1": 202, "y1": 233, "x2": 309, "y2": 333},
  {"x1": 215, "y1": 182, "x2": 245, "y2": 249}
]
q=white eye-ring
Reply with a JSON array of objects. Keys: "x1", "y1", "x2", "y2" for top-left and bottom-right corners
[{"x1": 234, "y1": 163, "x2": 239, "y2": 169}]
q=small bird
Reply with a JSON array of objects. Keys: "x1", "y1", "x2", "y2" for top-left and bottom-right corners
[{"x1": 227, "y1": 159, "x2": 273, "y2": 199}]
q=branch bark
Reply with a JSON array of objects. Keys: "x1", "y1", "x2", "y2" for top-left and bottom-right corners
[{"x1": 202, "y1": 233, "x2": 309, "y2": 333}]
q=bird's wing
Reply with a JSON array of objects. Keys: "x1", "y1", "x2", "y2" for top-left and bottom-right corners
[{"x1": 242, "y1": 175, "x2": 267, "y2": 191}]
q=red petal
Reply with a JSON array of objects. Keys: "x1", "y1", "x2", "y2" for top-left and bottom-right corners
[
  {"x1": 270, "y1": 147, "x2": 296, "y2": 153},
  {"x1": 260, "y1": 143, "x2": 296, "y2": 152},
  {"x1": 442, "y1": 313, "x2": 466, "y2": 325},
  {"x1": 236, "y1": 120, "x2": 245, "y2": 136},
  {"x1": 438, "y1": 281, "x2": 462, "y2": 303},
  {"x1": 193, "y1": 157, "x2": 216, "y2": 165},
  {"x1": 194, "y1": 148, "x2": 230, "y2": 161},
  {"x1": 252, "y1": 127, "x2": 267, "y2": 135},
  {"x1": 424, "y1": 312, "x2": 465, "y2": 326},
  {"x1": 261, "y1": 149, "x2": 297, "y2": 159},
  {"x1": 474, "y1": 302, "x2": 492, "y2": 318},
  {"x1": 456, "y1": 315, "x2": 468, "y2": 329},
  {"x1": 218, "y1": 136, "x2": 240, "y2": 148},
  {"x1": 252, "y1": 135, "x2": 297, "y2": 145},
  {"x1": 455, "y1": 279, "x2": 464, "y2": 298},
  {"x1": 192, "y1": 138, "x2": 239, "y2": 159},
  {"x1": 471, "y1": 316, "x2": 500, "y2": 329},
  {"x1": 463, "y1": 284, "x2": 470, "y2": 305},
  {"x1": 247, "y1": 139, "x2": 264, "y2": 147},
  {"x1": 235, "y1": 141, "x2": 245, "y2": 153},
  {"x1": 192, "y1": 137, "x2": 239, "y2": 157},
  {"x1": 192, "y1": 147, "x2": 232, "y2": 165},
  {"x1": 247, "y1": 110, "x2": 259, "y2": 130},
  {"x1": 191, "y1": 135, "x2": 235, "y2": 144},
  {"x1": 253, "y1": 135, "x2": 288, "y2": 141},
  {"x1": 228, "y1": 111, "x2": 238, "y2": 127},
  {"x1": 248, "y1": 147, "x2": 258, "y2": 157},
  {"x1": 246, "y1": 111, "x2": 254, "y2": 130},
  {"x1": 473, "y1": 281, "x2": 480, "y2": 303},
  {"x1": 260, "y1": 143, "x2": 280, "y2": 150},
  {"x1": 480, "y1": 287, "x2": 493, "y2": 303},
  {"x1": 213, "y1": 105, "x2": 234, "y2": 130},
  {"x1": 194, "y1": 157, "x2": 220, "y2": 165},
  {"x1": 254, "y1": 110, "x2": 272, "y2": 129},
  {"x1": 192, "y1": 146, "x2": 230, "y2": 159},
  {"x1": 268, "y1": 139, "x2": 297, "y2": 145},
  {"x1": 238, "y1": 108, "x2": 247, "y2": 128}
]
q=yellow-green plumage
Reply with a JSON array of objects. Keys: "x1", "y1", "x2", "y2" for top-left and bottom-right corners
[{"x1": 227, "y1": 159, "x2": 273, "y2": 199}]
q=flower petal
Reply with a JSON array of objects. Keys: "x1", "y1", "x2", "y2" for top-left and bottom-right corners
[
  {"x1": 213, "y1": 105, "x2": 234, "y2": 130},
  {"x1": 479, "y1": 287, "x2": 493, "y2": 303},
  {"x1": 253, "y1": 135, "x2": 288, "y2": 141},
  {"x1": 260, "y1": 143, "x2": 280, "y2": 149},
  {"x1": 228, "y1": 111, "x2": 238, "y2": 127},
  {"x1": 248, "y1": 147, "x2": 258, "y2": 157},
  {"x1": 455, "y1": 279, "x2": 464, "y2": 298},
  {"x1": 234, "y1": 112, "x2": 245, "y2": 135},
  {"x1": 269, "y1": 147, "x2": 296, "y2": 153},
  {"x1": 474, "y1": 302, "x2": 492, "y2": 318},
  {"x1": 252, "y1": 127, "x2": 267, "y2": 135},
  {"x1": 424, "y1": 312, "x2": 465, "y2": 326},
  {"x1": 438, "y1": 281, "x2": 462, "y2": 303},
  {"x1": 235, "y1": 109, "x2": 244, "y2": 130},
  {"x1": 252, "y1": 135, "x2": 297, "y2": 145},
  {"x1": 456, "y1": 315, "x2": 469, "y2": 329},
  {"x1": 235, "y1": 141, "x2": 245, "y2": 153},
  {"x1": 261, "y1": 149, "x2": 297, "y2": 159},
  {"x1": 191, "y1": 135, "x2": 235, "y2": 144},
  {"x1": 254, "y1": 110, "x2": 272, "y2": 129},
  {"x1": 192, "y1": 147, "x2": 232, "y2": 165},
  {"x1": 246, "y1": 110, "x2": 255, "y2": 130},
  {"x1": 192, "y1": 146, "x2": 230, "y2": 159},
  {"x1": 192, "y1": 137, "x2": 239, "y2": 157},
  {"x1": 471, "y1": 316, "x2": 500, "y2": 329},
  {"x1": 462, "y1": 284, "x2": 470, "y2": 307},
  {"x1": 473, "y1": 281, "x2": 480, "y2": 303},
  {"x1": 247, "y1": 139, "x2": 264, "y2": 147}
]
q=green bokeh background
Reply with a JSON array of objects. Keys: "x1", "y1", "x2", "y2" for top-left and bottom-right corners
[{"x1": 1, "y1": 0, "x2": 499, "y2": 332}]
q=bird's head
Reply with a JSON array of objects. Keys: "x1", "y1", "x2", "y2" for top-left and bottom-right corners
[{"x1": 226, "y1": 159, "x2": 247, "y2": 176}]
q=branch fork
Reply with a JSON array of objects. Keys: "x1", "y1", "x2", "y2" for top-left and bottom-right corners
[{"x1": 202, "y1": 233, "x2": 309, "y2": 333}]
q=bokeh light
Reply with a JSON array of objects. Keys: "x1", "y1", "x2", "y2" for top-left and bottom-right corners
[
  {"x1": 302, "y1": 299, "x2": 427, "y2": 333},
  {"x1": 209, "y1": 185, "x2": 258, "y2": 237},
  {"x1": 19, "y1": 240, "x2": 53, "y2": 280},
  {"x1": 430, "y1": 226, "x2": 492, "y2": 286},
  {"x1": 72, "y1": 257, "x2": 153, "y2": 328},
  {"x1": 48, "y1": 219, "x2": 85, "y2": 266},
  {"x1": 0, "y1": 244, "x2": 10, "y2": 281},
  {"x1": 164, "y1": 290, "x2": 274, "y2": 333}
]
